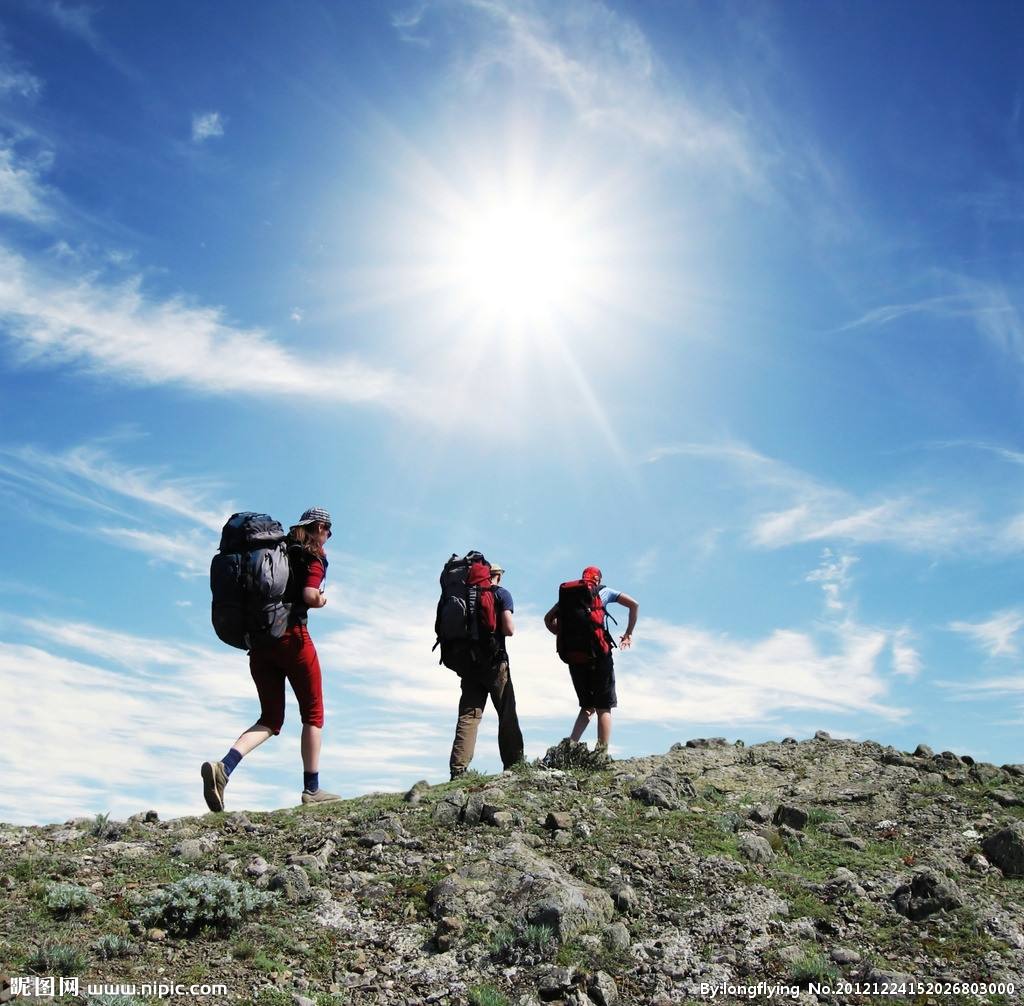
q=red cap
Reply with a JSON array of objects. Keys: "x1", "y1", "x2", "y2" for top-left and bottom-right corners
[{"x1": 582, "y1": 566, "x2": 602, "y2": 585}]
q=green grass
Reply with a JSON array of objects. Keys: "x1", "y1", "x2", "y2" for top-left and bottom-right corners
[{"x1": 468, "y1": 986, "x2": 511, "y2": 1006}]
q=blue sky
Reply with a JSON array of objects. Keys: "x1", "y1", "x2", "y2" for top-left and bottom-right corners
[{"x1": 1, "y1": 0, "x2": 1023, "y2": 826}]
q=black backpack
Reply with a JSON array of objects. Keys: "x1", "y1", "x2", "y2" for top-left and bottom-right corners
[
  {"x1": 433, "y1": 551, "x2": 497, "y2": 672},
  {"x1": 555, "y1": 579, "x2": 616, "y2": 664},
  {"x1": 210, "y1": 512, "x2": 290, "y2": 650}
]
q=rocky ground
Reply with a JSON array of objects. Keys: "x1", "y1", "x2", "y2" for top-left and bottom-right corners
[{"x1": 2, "y1": 733, "x2": 1023, "y2": 1006}]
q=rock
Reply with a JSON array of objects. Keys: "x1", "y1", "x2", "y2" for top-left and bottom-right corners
[
  {"x1": 781, "y1": 737, "x2": 798, "y2": 745},
  {"x1": 982, "y1": 821, "x2": 1024, "y2": 877},
  {"x1": 814, "y1": 730, "x2": 833, "y2": 741},
  {"x1": 988, "y1": 789, "x2": 1024, "y2": 808},
  {"x1": 291, "y1": 996, "x2": 315, "y2": 1006},
  {"x1": 913, "y1": 744, "x2": 934, "y2": 758},
  {"x1": 545, "y1": 812, "x2": 572, "y2": 831},
  {"x1": 630, "y1": 767, "x2": 696, "y2": 810},
  {"x1": 488, "y1": 811, "x2": 515, "y2": 829},
  {"x1": 684, "y1": 737, "x2": 727, "y2": 748},
  {"x1": 587, "y1": 970, "x2": 619, "y2": 1005},
  {"x1": 772, "y1": 805, "x2": 809, "y2": 831},
  {"x1": 892, "y1": 868, "x2": 963, "y2": 919},
  {"x1": 819, "y1": 820, "x2": 852, "y2": 838},
  {"x1": 246, "y1": 855, "x2": 270, "y2": 877},
  {"x1": 609, "y1": 882, "x2": 639, "y2": 914},
  {"x1": 1002, "y1": 764, "x2": 1024, "y2": 778},
  {"x1": 463, "y1": 792, "x2": 485, "y2": 825},
  {"x1": 146, "y1": 928, "x2": 166, "y2": 942},
  {"x1": 268, "y1": 865, "x2": 313, "y2": 903},
  {"x1": 432, "y1": 801, "x2": 462, "y2": 825},
  {"x1": 538, "y1": 966, "x2": 576, "y2": 1000},
  {"x1": 358, "y1": 830, "x2": 390, "y2": 847},
  {"x1": 429, "y1": 839, "x2": 614, "y2": 942},
  {"x1": 737, "y1": 832, "x2": 773, "y2": 864},
  {"x1": 403, "y1": 780, "x2": 429, "y2": 803},
  {"x1": 971, "y1": 763, "x2": 1006, "y2": 785},
  {"x1": 434, "y1": 915, "x2": 463, "y2": 952},
  {"x1": 830, "y1": 947, "x2": 861, "y2": 965},
  {"x1": 603, "y1": 921, "x2": 630, "y2": 950},
  {"x1": 171, "y1": 837, "x2": 214, "y2": 862}
]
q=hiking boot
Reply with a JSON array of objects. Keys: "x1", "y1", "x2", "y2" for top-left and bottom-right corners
[
  {"x1": 301, "y1": 788, "x2": 341, "y2": 805},
  {"x1": 201, "y1": 761, "x2": 228, "y2": 812},
  {"x1": 450, "y1": 767, "x2": 466, "y2": 782}
]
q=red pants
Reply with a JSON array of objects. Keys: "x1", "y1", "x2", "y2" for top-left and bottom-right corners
[{"x1": 248, "y1": 624, "x2": 324, "y2": 733}]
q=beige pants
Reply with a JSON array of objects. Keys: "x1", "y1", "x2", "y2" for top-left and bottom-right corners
[{"x1": 449, "y1": 659, "x2": 524, "y2": 774}]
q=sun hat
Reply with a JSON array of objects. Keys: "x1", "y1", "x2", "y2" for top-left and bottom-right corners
[
  {"x1": 490, "y1": 563, "x2": 505, "y2": 575},
  {"x1": 294, "y1": 506, "x2": 332, "y2": 526}
]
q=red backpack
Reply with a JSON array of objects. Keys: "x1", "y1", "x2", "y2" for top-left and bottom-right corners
[
  {"x1": 555, "y1": 578, "x2": 615, "y2": 664},
  {"x1": 434, "y1": 551, "x2": 497, "y2": 671}
]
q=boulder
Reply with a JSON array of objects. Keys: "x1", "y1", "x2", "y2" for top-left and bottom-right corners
[
  {"x1": 982, "y1": 821, "x2": 1024, "y2": 877},
  {"x1": 892, "y1": 868, "x2": 963, "y2": 920}
]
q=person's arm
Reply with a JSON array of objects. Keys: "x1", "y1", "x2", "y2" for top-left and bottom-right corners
[
  {"x1": 615, "y1": 593, "x2": 638, "y2": 648},
  {"x1": 543, "y1": 603, "x2": 559, "y2": 635},
  {"x1": 302, "y1": 586, "x2": 327, "y2": 608},
  {"x1": 501, "y1": 609, "x2": 514, "y2": 636}
]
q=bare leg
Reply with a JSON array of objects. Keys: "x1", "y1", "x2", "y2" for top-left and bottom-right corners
[
  {"x1": 231, "y1": 721, "x2": 275, "y2": 756},
  {"x1": 301, "y1": 724, "x2": 322, "y2": 773},
  {"x1": 596, "y1": 710, "x2": 612, "y2": 746},
  {"x1": 570, "y1": 708, "x2": 593, "y2": 741}
]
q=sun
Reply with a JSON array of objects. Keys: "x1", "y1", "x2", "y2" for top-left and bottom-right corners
[{"x1": 444, "y1": 197, "x2": 587, "y2": 322}]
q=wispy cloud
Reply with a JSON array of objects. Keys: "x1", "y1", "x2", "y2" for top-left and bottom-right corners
[
  {"x1": 191, "y1": 111, "x2": 224, "y2": 143},
  {"x1": 0, "y1": 440, "x2": 230, "y2": 575},
  {"x1": 0, "y1": 145, "x2": 52, "y2": 223},
  {"x1": 891, "y1": 628, "x2": 922, "y2": 680},
  {"x1": 0, "y1": 63, "x2": 43, "y2": 100},
  {"x1": 0, "y1": 244, "x2": 407, "y2": 407},
  {"x1": 402, "y1": 0, "x2": 762, "y2": 186},
  {"x1": 949, "y1": 608, "x2": 1024, "y2": 658},
  {"x1": 647, "y1": 440, "x2": 977, "y2": 555},
  {"x1": 839, "y1": 276, "x2": 1024, "y2": 363},
  {"x1": 805, "y1": 549, "x2": 857, "y2": 614}
]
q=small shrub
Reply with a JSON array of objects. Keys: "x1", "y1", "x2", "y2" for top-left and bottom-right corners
[
  {"x1": 92, "y1": 933, "x2": 135, "y2": 960},
  {"x1": 27, "y1": 940, "x2": 86, "y2": 975},
  {"x1": 790, "y1": 948, "x2": 841, "y2": 986},
  {"x1": 469, "y1": 986, "x2": 511, "y2": 1006},
  {"x1": 86, "y1": 996, "x2": 146, "y2": 1006},
  {"x1": 231, "y1": 938, "x2": 256, "y2": 960},
  {"x1": 137, "y1": 873, "x2": 273, "y2": 936},
  {"x1": 806, "y1": 807, "x2": 838, "y2": 827},
  {"x1": 487, "y1": 923, "x2": 517, "y2": 956},
  {"x1": 522, "y1": 923, "x2": 555, "y2": 951},
  {"x1": 539, "y1": 738, "x2": 611, "y2": 771},
  {"x1": 43, "y1": 881, "x2": 98, "y2": 918},
  {"x1": 90, "y1": 812, "x2": 124, "y2": 841}
]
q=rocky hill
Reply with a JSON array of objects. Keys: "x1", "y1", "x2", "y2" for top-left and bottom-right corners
[{"x1": 2, "y1": 734, "x2": 1024, "y2": 1006}]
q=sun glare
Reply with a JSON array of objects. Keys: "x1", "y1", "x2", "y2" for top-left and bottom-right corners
[{"x1": 448, "y1": 200, "x2": 585, "y2": 320}]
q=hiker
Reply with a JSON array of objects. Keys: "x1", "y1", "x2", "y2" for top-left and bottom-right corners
[
  {"x1": 448, "y1": 561, "x2": 525, "y2": 779},
  {"x1": 544, "y1": 565, "x2": 638, "y2": 748},
  {"x1": 202, "y1": 507, "x2": 341, "y2": 811}
]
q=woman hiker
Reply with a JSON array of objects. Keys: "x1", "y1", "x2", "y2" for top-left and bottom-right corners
[{"x1": 202, "y1": 507, "x2": 341, "y2": 810}]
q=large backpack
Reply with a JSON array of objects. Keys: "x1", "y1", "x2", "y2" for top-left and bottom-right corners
[
  {"x1": 210, "y1": 512, "x2": 290, "y2": 650},
  {"x1": 433, "y1": 551, "x2": 497, "y2": 672},
  {"x1": 555, "y1": 579, "x2": 616, "y2": 665}
]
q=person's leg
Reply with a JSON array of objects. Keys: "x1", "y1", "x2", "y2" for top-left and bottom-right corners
[
  {"x1": 595, "y1": 710, "x2": 612, "y2": 746},
  {"x1": 489, "y1": 661, "x2": 524, "y2": 769},
  {"x1": 593, "y1": 653, "x2": 617, "y2": 748},
  {"x1": 450, "y1": 672, "x2": 487, "y2": 778},
  {"x1": 230, "y1": 722, "x2": 276, "y2": 756},
  {"x1": 283, "y1": 627, "x2": 335, "y2": 800},
  {"x1": 570, "y1": 708, "x2": 593, "y2": 741}
]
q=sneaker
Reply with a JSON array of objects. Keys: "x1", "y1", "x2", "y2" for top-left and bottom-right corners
[
  {"x1": 301, "y1": 788, "x2": 341, "y2": 805},
  {"x1": 449, "y1": 767, "x2": 466, "y2": 782},
  {"x1": 201, "y1": 761, "x2": 228, "y2": 812}
]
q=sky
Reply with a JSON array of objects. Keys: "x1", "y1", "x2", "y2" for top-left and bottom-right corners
[{"x1": 0, "y1": 0, "x2": 1022, "y2": 827}]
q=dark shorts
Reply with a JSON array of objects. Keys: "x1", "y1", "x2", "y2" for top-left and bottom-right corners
[
  {"x1": 248, "y1": 624, "x2": 324, "y2": 732},
  {"x1": 569, "y1": 652, "x2": 617, "y2": 710}
]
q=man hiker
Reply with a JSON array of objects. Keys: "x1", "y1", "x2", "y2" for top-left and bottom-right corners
[
  {"x1": 544, "y1": 565, "x2": 638, "y2": 749},
  {"x1": 202, "y1": 507, "x2": 342, "y2": 811},
  {"x1": 449, "y1": 562, "x2": 525, "y2": 779}
]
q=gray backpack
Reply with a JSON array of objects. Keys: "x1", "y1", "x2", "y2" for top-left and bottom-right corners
[{"x1": 210, "y1": 512, "x2": 290, "y2": 650}]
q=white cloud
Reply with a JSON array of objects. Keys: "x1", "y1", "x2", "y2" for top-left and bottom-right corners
[
  {"x1": 840, "y1": 276, "x2": 1024, "y2": 364},
  {"x1": 806, "y1": 549, "x2": 857, "y2": 613},
  {"x1": 191, "y1": 111, "x2": 224, "y2": 143},
  {"x1": 891, "y1": 628, "x2": 922, "y2": 679},
  {"x1": 0, "y1": 64, "x2": 43, "y2": 100},
  {"x1": 0, "y1": 146, "x2": 52, "y2": 223},
  {"x1": 648, "y1": 440, "x2": 977, "y2": 555},
  {"x1": 0, "y1": 244, "x2": 407, "y2": 406},
  {"x1": 949, "y1": 608, "x2": 1024, "y2": 658}
]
